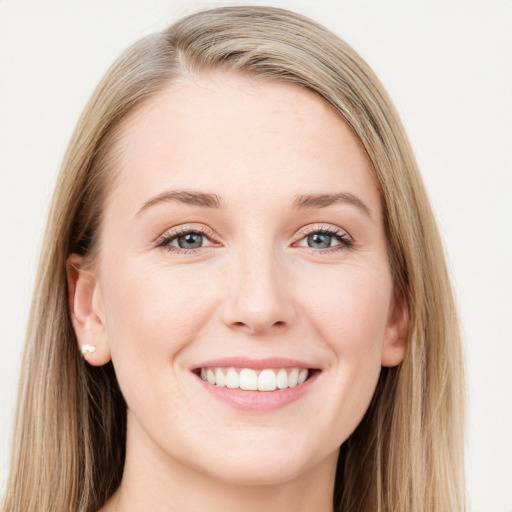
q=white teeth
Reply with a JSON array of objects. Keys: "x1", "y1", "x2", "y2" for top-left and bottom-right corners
[
  {"x1": 226, "y1": 367, "x2": 239, "y2": 389},
  {"x1": 215, "y1": 368, "x2": 226, "y2": 387},
  {"x1": 239, "y1": 369, "x2": 258, "y2": 390},
  {"x1": 276, "y1": 368, "x2": 288, "y2": 389},
  {"x1": 199, "y1": 367, "x2": 310, "y2": 391},
  {"x1": 206, "y1": 369, "x2": 216, "y2": 385},
  {"x1": 288, "y1": 368, "x2": 299, "y2": 388},
  {"x1": 298, "y1": 368, "x2": 308, "y2": 385},
  {"x1": 258, "y1": 369, "x2": 277, "y2": 391}
]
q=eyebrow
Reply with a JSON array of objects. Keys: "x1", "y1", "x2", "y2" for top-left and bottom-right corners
[
  {"x1": 137, "y1": 190, "x2": 223, "y2": 216},
  {"x1": 292, "y1": 192, "x2": 372, "y2": 217},
  {"x1": 136, "y1": 189, "x2": 371, "y2": 218}
]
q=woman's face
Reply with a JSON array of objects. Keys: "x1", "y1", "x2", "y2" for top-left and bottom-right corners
[{"x1": 71, "y1": 74, "x2": 406, "y2": 485}]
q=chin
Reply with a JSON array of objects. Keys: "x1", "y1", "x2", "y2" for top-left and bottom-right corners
[
  {"x1": 198, "y1": 455, "x2": 315, "y2": 487},
  {"x1": 183, "y1": 432, "x2": 336, "y2": 487}
]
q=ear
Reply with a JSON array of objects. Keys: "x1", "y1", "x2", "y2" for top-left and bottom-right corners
[
  {"x1": 381, "y1": 290, "x2": 409, "y2": 368},
  {"x1": 67, "y1": 254, "x2": 111, "y2": 366}
]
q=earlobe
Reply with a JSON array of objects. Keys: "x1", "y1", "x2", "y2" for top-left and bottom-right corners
[
  {"x1": 381, "y1": 291, "x2": 409, "y2": 368},
  {"x1": 66, "y1": 254, "x2": 111, "y2": 366}
]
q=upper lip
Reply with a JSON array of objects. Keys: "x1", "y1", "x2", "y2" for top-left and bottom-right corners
[{"x1": 191, "y1": 357, "x2": 319, "y2": 371}]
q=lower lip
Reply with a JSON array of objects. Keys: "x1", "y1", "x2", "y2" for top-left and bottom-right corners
[{"x1": 196, "y1": 372, "x2": 319, "y2": 411}]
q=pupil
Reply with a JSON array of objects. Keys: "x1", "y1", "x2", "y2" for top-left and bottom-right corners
[
  {"x1": 308, "y1": 233, "x2": 331, "y2": 249},
  {"x1": 178, "y1": 233, "x2": 203, "y2": 249}
]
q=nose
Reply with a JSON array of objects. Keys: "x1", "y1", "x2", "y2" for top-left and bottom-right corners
[{"x1": 219, "y1": 245, "x2": 296, "y2": 335}]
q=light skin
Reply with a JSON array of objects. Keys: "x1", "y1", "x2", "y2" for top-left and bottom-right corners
[{"x1": 68, "y1": 73, "x2": 407, "y2": 512}]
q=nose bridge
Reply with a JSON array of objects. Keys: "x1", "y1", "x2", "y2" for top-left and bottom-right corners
[{"x1": 221, "y1": 236, "x2": 294, "y2": 334}]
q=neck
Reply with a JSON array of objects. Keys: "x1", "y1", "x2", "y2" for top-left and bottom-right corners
[{"x1": 103, "y1": 417, "x2": 338, "y2": 512}]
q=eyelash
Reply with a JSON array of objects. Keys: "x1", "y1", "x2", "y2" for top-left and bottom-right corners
[
  {"x1": 156, "y1": 225, "x2": 354, "y2": 255},
  {"x1": 294, "y1": 226, "x2": 354, "y2": 253},
  {"x1": 156, "y1": 225, "x2": 218, "y2": 254}
]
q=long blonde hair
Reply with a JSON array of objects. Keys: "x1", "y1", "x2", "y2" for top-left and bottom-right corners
[{"x1": 3, "y1": 6, "x2": 465, "y2": 512}]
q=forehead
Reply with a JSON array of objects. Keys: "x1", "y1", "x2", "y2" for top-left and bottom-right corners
[{"x1": 106, "y1": 73, "x2": 380, "y2": 216}]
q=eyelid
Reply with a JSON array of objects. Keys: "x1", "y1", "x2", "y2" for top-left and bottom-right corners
[
  {"x1": 154, "y1": 222, "x2": 354, "y2": 255},
  {"x1": 155, "y1": 224, "x2": 220, "y2": 252},
  {"x1": 294, "y1": 223, "x2": 352, "y2": 241},
  {"x1": 292, "y1": 223, "x2": 354, "y2": 253}
]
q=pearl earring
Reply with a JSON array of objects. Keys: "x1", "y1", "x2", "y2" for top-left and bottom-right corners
[{"x1": 80, "y1": 344, "x2": 97, "y2": 356}]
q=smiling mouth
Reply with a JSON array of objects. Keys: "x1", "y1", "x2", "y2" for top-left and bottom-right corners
[{"x1": 194, "y1": 367, "x2": 318, "y2": 391}]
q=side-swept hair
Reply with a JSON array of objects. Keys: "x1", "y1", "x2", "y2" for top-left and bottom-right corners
[{"x1": 3, "y1": 6, "x2": 465, "y2": 512}]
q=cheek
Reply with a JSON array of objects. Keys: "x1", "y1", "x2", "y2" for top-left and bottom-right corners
[
  {"x1": 100, "y1": 261, "x2": 219, "y2": 379},
  {"x1": 301, "y1": 262, "x2": 392, "y2": 354},
  {"x1": 298, "y1": 263, "x2": 392, "y2": 431}
]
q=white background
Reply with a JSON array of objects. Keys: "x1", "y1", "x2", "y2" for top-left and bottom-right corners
[{"x1": 0, "y1": 1, "x2": 511, "y2": 510}]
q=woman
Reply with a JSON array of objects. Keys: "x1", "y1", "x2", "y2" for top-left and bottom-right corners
[{"x1": 3, "y1": 6, "x2": 466, "y2": 512}]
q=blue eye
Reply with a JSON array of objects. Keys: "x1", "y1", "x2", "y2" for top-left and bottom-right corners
[
  {"x1": 295, "y1": 228, "x2": 352, "y2": 251},
  {"x1": 307, "y1": 232, "x2": 335, "y2": 249},
  {"x1": 157, "y1": 228, "x2": 216, "y2": 253},
  {"x1": 157, "y1": 225, "x2": 352, "y2": 255},
  {"x1": 175, "y1": 232, "x2": 204, "y2": 249}
]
